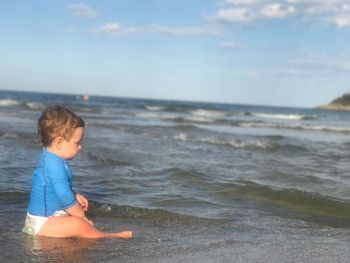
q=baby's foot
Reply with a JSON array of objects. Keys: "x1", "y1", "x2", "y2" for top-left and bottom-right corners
[{"x1": 114, "y1": 231, "x2": 133, "y2": 239}]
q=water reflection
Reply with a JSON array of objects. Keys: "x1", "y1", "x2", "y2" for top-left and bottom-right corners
[{"x1": 23, "y1": 235, "x2": 97, "y2": 262}]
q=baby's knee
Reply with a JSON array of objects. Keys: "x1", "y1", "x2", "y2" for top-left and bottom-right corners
[{"x1": 70, "y1": 216, "x2": 88, "y2": 228}]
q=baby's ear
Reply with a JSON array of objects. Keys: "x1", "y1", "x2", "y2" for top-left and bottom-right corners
[{"x1": 53, "y1": 137, "x2": 64, "y2": 150}]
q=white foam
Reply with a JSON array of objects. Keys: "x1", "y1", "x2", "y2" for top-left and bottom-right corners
[
  {"x1": 145, "y1": 106, "x2": 164, "y2": 111},
  {"x1": 254, "y1": 113, "x2": 305, "y2": 120},
  {"x1": 190, "y1": 109, "x2": 226, "y2": 118},
  {"x1": 161, "y1": 114, "x2": 180, "y2": 120},
  {"x1": 303, "y1": 125, "x2": 350, "y2": 133},
  {"x1": 136, "y1": 112, "x2": 180, "y2": 122},
  {"x1": 241, "y1": 122, "x2": 350, "y2": 133},
  {"x1": 0, "y1": 99, "x2": 21, "y2": 107},
  {"x1": 1, "y1": 133, "x2": 18, "y2": 139},
  {"x1": 241, "y1": 122, "x2": 278, "y2": 129},
  {"x1": 185, "y1": 116, "x2": 216, "y2": 123},
  {"x1": 25, "y1": 102, "x2": 46, "y2": 110},
  {"x1": 136, "y1": 112, "x2": 160, "y2": 119},
  {"x1": 174, "y1": 133, "x2": 188, "y2": 141},
  {"x1": 200, "y1": 137, "x2": 274, "y2": 150}
]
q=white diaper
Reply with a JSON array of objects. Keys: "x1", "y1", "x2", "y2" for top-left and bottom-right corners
[{"x1": 22, "y1": 210, "x2": 68, "y2": 236}]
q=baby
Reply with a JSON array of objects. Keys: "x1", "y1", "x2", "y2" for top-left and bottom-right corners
[{"x1": 23, "y1": 105, "x2": 132, "y2": 238}]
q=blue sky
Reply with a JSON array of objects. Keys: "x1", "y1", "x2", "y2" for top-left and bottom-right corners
[{"x1": 1, "y1": 0, "x2": 350, "y2": 107}]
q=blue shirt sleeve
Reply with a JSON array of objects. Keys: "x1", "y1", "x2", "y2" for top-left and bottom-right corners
[{"x1": 45, "y1": 158, "x2": 77, "y2": 210}]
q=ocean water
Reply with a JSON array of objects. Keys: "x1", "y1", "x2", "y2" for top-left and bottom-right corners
[{"x1": 1, "y1": 90, "x2": 350, "y2": 262}]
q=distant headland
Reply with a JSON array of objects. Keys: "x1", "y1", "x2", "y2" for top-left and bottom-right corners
[{"x1": 319, "y1": 93, "x2": 350, "y2": 111}]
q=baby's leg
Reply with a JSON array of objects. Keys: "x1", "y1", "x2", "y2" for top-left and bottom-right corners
[{"x1": 38, "y1": 216, "x2": 132, "y2": 239}]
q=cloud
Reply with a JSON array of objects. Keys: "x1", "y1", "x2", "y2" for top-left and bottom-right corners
[
  {"x1": 224, "y1": 0, "x2": 262, "y2": 4},
  {"x1": 215, "y1": 0, "x2": 350, "y2": 28},
  {"x1": 215, "y1": 1, "x2": 296, "y2": 24},
  {"x1": 91, "y1": 23, "x2": 122, "y2": 35},
  {"x1": 334, "y1": 15, "x2": 350, "y2": 27},
  {"x1": 260, "y1": 3, "x2": 296, "y2": 18},
  {"x1": 67, "y1": 4, "x2": 99, "y2": 19},
  {"x1": 91, "y1": 23, "x2": 220, "y2": 36},
  {"x1": 216, "y1": 8, "x2": 254, "y2": 23}
]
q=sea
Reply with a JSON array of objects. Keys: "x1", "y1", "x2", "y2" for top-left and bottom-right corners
[{"x1": 1, "y1": 89, "x2": 350, "y2": 262}]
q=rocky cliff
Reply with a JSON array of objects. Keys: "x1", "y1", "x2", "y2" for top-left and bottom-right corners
[{"x1": 319, "y1": 93, "x2": 350, "y2": 111}]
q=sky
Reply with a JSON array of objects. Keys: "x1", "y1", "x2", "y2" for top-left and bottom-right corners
[{"x1": 1, "y1": 0, "x2": 350, "y2": 107}]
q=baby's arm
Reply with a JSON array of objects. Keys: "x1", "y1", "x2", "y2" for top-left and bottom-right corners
[
  {"x1": 47, "y1": 161, "x2": 93, "y2": 224},
  {"x1": 65, "y1": 202, "x2": 85, "y2": 218},
  {"x1": 76, "y1": 193, "x2": 89, "y2": 211}
]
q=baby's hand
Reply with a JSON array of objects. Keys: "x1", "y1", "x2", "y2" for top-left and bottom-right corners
[{"x1": 76, "y1": 193, "x2": 89, "y2": 212}]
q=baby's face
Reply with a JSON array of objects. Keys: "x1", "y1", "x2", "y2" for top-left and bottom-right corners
[{"x1": 60, "y1": 127, "x2": 84, "y2": 160}]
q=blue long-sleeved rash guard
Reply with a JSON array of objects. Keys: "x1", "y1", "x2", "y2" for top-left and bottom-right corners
[{"x1": 28, "y1": 149, "x2": 77, "y2": 216}]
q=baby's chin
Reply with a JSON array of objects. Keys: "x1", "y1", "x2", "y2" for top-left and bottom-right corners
[{"x1": 62, "y1": 154, "x2": 78, "y2": 161}]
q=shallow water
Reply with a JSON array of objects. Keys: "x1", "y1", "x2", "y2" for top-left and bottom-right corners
[{"x1": 1, "y1": 90, "x2": 350, "y2": 262}]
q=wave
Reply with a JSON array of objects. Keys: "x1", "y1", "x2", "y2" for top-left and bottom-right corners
[
  {"x1": 172, "y1": 134, "x2": 306, "y2": 152},
  {"x1": 0, "y1": 99, "x2": 21, "y2": 107},
  {"x1": 0, "y1": 129, "x2": 40, "y2": 145},
  {"x1": 253, "y1": 113, "x2": 313, "y2": 121},
  {"x1": 145, "y1": 105, "x2": 164, "y2": 111},
  {"x1": 133, "y1": 113, "x2": 347, "y2": 135},
  {"x1": 141, "y1": 105, "x2": 313, "y2": 122},
  {"x1": 0, "y1": 132, "x2": 19, "y2": 139},
  {"x1": 88, "y1": 201, "x2": 222, "y2": 222},
  {"x1": 216, "y1": 181, "x2": 350, "y2": 221},
  {"x1": 136, "y1": 108, "x2": 229, "y2": 123},
  {"x1": 153, "y1": 197, "x2": 217, "y2": 207},
  {"x1": 25, "y1": 102, "x2": 46, "y2": 110},
  {"x1": 88, "y1": 121, "x2": 203, "y2": 135},
  {"x1": 240, "y1": 122, "x2": 350, "y2": 133},
  {"x1": 166, "y1": 116, "x2": 210, "y2": 124},
  {"x1": 135, "y1": 112, "x2": 179, "y2": 120},
  {"x1": 135, "y1": 112, "x2": 162, "y2": 119},
  {"x1": 85, "y1": 152, "x2": 132, "y2": 166},
  {"x1": 0, "y1": 190, "x2": 222, "y2": 224},
  {"x1": 200, "y1": 137, "x2": 275, "y2": 150},
  {"x1": 134, "y1": 112, "x2": 227, "y2": 127},
  {"x1": 0, "y1": 99, "x2": 46, "y2": 110},
  {"x1": 173, "y1": 133, "x2": 188, "y2": 142},
  {"x1": 166, "y1": 117, "x2": 242, "y2": 126},
  {"x1": 0, "y1": 97, "x2": 103, "y2": 114},
  {"x1": 4, "y1": 184, "x2": 350, "y2": 224},
  {"x1": 185, "y1": 116, "x2": 216, "y2": 123},
  {"x1": 0, "y1": 130, "x2": 41, "y2": 149},
  {"x1": 190, "y1": 109, "x2": 228, "y2": 118},
  {"x1": 170, "y1": 118, "x2": 350, "y2": 135}
]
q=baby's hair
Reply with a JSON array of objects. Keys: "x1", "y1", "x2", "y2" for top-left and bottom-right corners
[{"x1": 38, "y1": 105, "x2": 85, "y2": 146}]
